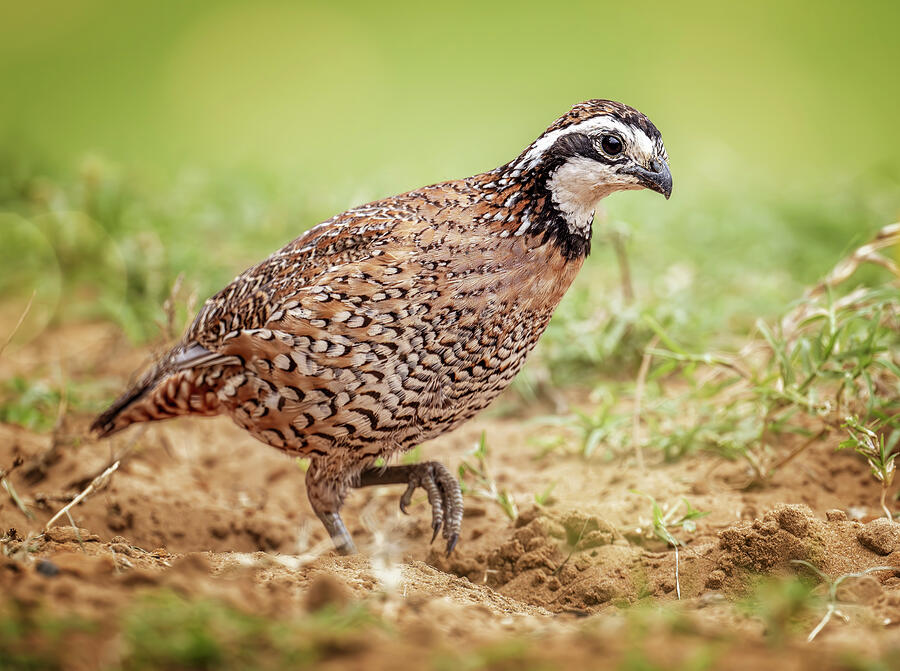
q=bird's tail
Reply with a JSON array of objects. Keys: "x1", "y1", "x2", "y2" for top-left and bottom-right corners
[{"x1": 90, "y1": 360, "x2": 221, "y2": 438}]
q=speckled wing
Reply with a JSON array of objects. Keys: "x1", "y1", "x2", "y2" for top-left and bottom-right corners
[
  {"x1": 184, "y1": 202, "x2": 405, "y2": 353},
  {"x1": 175, "y1": 195, "x2": 468, "y2": 455}
]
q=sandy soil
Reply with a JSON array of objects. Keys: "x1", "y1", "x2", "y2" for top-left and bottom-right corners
[{"x1": 1, "y1": 323, "x2": 899, "y2": 670}]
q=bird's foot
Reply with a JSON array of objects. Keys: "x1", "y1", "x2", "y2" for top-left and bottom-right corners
[{"x1": 357, "y1": 461, "x2": 464, "y2": 555}]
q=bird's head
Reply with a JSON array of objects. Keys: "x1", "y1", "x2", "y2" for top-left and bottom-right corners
[
  {"x1": 523, "y1": 99, "x2": 671, "y2": 199},
  {"x1": 505, "y1": 100, "x2": 671, "y2": 248}
]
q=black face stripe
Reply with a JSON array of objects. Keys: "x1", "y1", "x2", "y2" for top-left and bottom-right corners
[
  {"x1": 547, "y1": 132, "x2": 628, "y2": 167},
  {"x1": 549, "y1": 132, "x2": 604, "y2": 164}
]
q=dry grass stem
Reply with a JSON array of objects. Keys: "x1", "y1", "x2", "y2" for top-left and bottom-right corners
[
  {"x1": 0, "y1": 457, "x2": 33, "y2": 519},
  {"x1": 2, "y1": 476, "x2": 34, "y2": 519},
  {"x1": 44, "y1": 426, "x2": 146, "y2": 531},
  {"x1": 0, "y1": 289, "x2": 36, "y2": 358},
  {"x1": 782, "y1": 222, "x2": 900, "y2": 335},
  {"x1": 161, "y1": 272, "x2": 185, "y2": 340},
  {"x1": 632, "y1": 334, "x2": 660, "y2": 472},
  {"x1": 44, "y1": 460, "x2": 121, "y2": 531},
  {"x1": 611, "y1": 230, "x2": 634, "y2": 304},
  {"x1": 792, "y1": 561, "x2": 896, "y2": 642}
]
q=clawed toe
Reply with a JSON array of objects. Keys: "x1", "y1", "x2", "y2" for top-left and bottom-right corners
[
  {"x1": 412, "y1": 462, "x2": 463, "y2": 555},
  {"x1": 395, "y1": 463, "x2": 463, "y2": 554},
  {"x1": 356, "y1": 461, "x2": 464, "y2": 555}
]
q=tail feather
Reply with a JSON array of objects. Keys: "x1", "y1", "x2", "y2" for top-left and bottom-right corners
[
  {"x1": 91, "y1": 363, "x2": 165, "y2": 438},
  {"x1": 92, "y1": 342, "x2": 233, "y2": 439},
  {"x1": 91, "y1": 363, "x2": 222, "y2": 438}
]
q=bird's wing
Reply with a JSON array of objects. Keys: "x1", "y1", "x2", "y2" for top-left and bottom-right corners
[{"x1": 176, "y1": 197, "x2": 422, "y2": 365}]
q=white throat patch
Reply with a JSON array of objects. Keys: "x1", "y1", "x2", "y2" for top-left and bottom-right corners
[
  {"x1": 518, "y1": 116, "x2": 662, "y2": 238},
  {"x1": 546, "y1": 156, "x2": 641, "y2": 237}
]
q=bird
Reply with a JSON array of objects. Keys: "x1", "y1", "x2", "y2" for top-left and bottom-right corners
[{"x1": 92, "y1": 99, "x2": 671, "y2": 556}]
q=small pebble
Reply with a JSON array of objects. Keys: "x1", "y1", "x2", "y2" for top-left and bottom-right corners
[{"x1": 35, "y1": 559, "x2": 59, "y2": 578}]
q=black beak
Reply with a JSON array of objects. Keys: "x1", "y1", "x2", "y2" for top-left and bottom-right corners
[{"x1": 625, "y1": 158, "x2": 672, "y2": 200}]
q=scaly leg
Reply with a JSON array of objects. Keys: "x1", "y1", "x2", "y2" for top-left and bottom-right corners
[
  {"x1": 356, "y1": 461, "x2": 464, "y2": 555},
  {"x1": 306, "y1": 459, "x2": 357, "y2": 555},
  {"x1": 315, "y1": 510, "x2": 357, "y2": 555}
]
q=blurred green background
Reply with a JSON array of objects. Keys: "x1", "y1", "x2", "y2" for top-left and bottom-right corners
[{"x1": 1, "y1": 0, "x2": 899, "y2": 373}]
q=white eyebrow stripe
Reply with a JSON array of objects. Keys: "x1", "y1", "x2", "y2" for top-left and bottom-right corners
[{"x1": 518, "y1": 117, "x2": 657, "y2": 170}]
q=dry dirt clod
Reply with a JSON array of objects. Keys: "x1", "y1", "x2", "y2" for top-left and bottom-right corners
[
  {"x1": 304, "y1": 572, "x2": 352, "y2": 612},
  {"x1": 169, "y1": 552, "x2": 213, "y2": 578},
  {"x1": 716, "y1": 505, "x2": 821, "y2": 575},
  {"x1": 44, "y1": 526, "x2": 100, "y2": 544},
  {"x1": 52, "y1": 552, "x2": 116, "y2": 578},
  {"x1": 826, "y1": 509, "x2": 848, "y2": 522},
  {"x1": 777, "y1": 505, "x2": 811, "y2": 538},
  {"x1": 856, "y1": 518, "x2": 900, "y2": 556},
  {"x1": 704, "y1": 569, "x2": 726, "y2": 590}
]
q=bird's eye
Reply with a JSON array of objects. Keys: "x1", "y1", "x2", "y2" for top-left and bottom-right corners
[{"x1": 600, "y1": 134, "x2": 624, "y2": 156}]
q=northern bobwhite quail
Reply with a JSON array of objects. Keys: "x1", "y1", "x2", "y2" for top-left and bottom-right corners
[{"x1": 92, "y1": 99, "x2": 671, "y2": 555}]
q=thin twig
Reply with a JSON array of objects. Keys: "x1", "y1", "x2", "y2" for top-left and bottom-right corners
[
  {"x1": 44, "y1": 460, "x2": 121, "y2": 531},
  {"x1": 792, "y1": 561, "x2": 895, "y2": 642},
  {"x1": 632, "y1": 334, "x2": 660, "y2": 472},
  {"x1": 44, "y1": 426, "x2": 145, "y2": 531},
  {"x1": 0, "y1": 457, "x2": 33, "y2": 519},
  {"x1": 2, "y1": 476, "x2": 34, "y2": 519},
  {"x1": 65, "y1": 509, "x2": 87, "y2": 552},
  {"x1": 880, "y1": 486, "x2": 892, "y2": 523},
  {"x1": 611, "y1": 231, "x2": 634, "y2": 304},
  {"x1": 161, "y1": 273, "x2": 185, "y2": 341},
  {"x1": 674, "y1": 543, "x2": 681, "y2": 600},
  {"x1": 767, "y1": 429, "x2": 829, "y2": 476},
  {"x1": 0, "y1": 289, "x2": 36, "y2": 358},
  {"x1": 807, "y1": 604, "x2": 842, "y2": 642},
  {"x1": 48, "y1": 361, "x2": 70, "y2": 453}
]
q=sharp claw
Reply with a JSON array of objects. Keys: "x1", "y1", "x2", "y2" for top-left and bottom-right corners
[
  {"x1": 432, "y1": 466, "x2": 463, "y2": 550},
  {"x1": 399, "y1": 481, "x2": 416, "y2": 514},
  {"x1": 369, "y1": 461, "x2": 463, "y2": 553}
]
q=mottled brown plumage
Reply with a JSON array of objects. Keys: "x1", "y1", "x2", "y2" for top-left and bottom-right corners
[{"x1": 93, "y1": 99, "x2": 671, "y2": 554}]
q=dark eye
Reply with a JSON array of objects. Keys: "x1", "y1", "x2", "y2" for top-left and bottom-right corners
[{"x1": 600, "y1": 134, "x2": 624, "y2": 156}]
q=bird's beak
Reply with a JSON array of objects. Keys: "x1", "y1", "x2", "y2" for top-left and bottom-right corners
[{"x1": 625, "y1": 158, "x2": 672, "y2": 200}]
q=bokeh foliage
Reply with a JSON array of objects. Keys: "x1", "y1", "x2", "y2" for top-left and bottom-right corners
[{"x1": 1, "y1": 0, "x2": 899, "y2": 357}]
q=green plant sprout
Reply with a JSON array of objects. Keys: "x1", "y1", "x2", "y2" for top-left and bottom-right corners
[
  {"x1": 458, "y1": 432, "x2": 518, "y2": 521},
  {"x1": 641, "y1": 224, "x2": 900, "y2": 484},
  {"x1": 532, "y1": 389, "x2": 630, "y2": 461},
  {"x1": 533, "y1": 482, "x2": 557, "y2": 507},
  {"x1": 633, "y1": 493, "x2": 709, "y2": 599},
  {"x1": 791, "y1": 560, "x2": 895, "y2": 642},
  {"x1": 839, "y1": 416, "x2": 898, "y2": 520}
]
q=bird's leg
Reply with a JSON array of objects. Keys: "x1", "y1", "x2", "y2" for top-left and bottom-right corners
[
  {"x1": 305, "y1": 459, "x2": 356, "y2": 555},
  {"x1": 356, "y1": 461, "x2": 464, "y2": 555}
]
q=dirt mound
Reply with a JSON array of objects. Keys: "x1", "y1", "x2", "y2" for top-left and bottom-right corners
[
  {"x1": 705, "y1": 504, "x2": 899, "y2": 591},
  {"x1": 427, "y1": 502, "x2": 900, "y2": 617}
]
